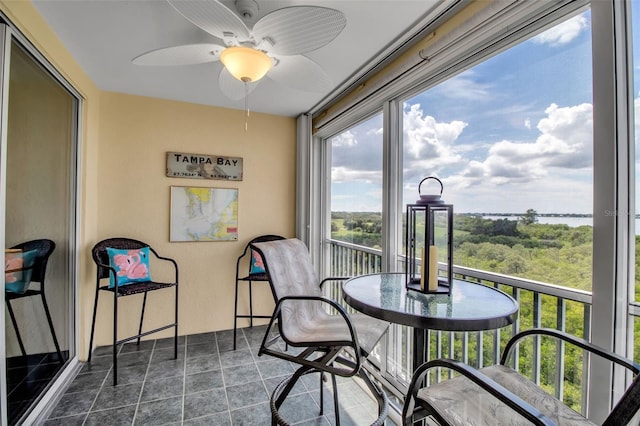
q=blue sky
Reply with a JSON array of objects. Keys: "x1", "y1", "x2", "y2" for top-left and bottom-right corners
[{"x1": 331, "y1": 11, "x2": 595, "y2": 215}]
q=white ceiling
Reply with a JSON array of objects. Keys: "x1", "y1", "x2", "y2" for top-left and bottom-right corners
[{"x1": 30, "y1": 0, "x2": 440, "y2": 117}]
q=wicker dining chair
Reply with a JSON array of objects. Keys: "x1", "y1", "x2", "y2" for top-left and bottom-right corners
[{"x1": 5, "y1": 239, "x2": 63, "y2": 363}]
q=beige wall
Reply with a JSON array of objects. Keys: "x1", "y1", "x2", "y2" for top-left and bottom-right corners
[
  {"x1": 94, "y1": 93, "x2": 296, "y2": 348},
  {"x1": 1, "y1": 1, "x2": 297, "y2": 360}
]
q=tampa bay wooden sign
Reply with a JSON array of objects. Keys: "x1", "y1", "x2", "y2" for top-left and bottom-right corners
[{"x1": 166, "y1": 152, "x2": 243, "y2": 181}]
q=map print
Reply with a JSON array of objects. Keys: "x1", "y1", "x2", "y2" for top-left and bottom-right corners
[{"x1": 170, "y1": 186, "x2": 238, "y2": 242}]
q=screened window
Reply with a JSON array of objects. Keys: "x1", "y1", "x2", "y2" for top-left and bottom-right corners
[
  {"x1": 402, "y1": 11, "x2": 594, "y2": 291},
  {"x1": 329, "y1": 113, "x2": 383, "y2": 250},
  {"x1": 309, "y1": 0, "x2": 637, "y2": 415}
]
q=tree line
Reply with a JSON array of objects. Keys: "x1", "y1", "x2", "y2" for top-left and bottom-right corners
[{"x1": 331, "y1": 210, "x2": 593, "y2": 292}]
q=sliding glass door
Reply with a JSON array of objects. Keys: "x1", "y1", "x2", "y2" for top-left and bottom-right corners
[{"x1": 1, "y1": 23, "x2": 80, "y2": 425}]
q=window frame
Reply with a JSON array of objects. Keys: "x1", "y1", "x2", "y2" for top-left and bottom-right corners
[{"x1": 302, "y1": 0, "x2": 635, "y2": 417}]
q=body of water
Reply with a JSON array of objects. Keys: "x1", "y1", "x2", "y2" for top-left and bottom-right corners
[{"x1": 483, "y1": 215, "x2": 593, "y2": 227}]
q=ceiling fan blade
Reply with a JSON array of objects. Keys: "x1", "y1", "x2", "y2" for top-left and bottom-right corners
[
  {"x1": 167, "y1": 0, "x2": 250, "y2": 40},
  {"x1": 253, "y1": 6, "x2": 346, "y2": 56},
  {"x1": 132, "y1": 43, "x2": 224, "y2": 66},
  {"x1": 268, "y1": 55, "x2": 332, "y2": 93},
  {"x1": 218, "y1": 67, "x2": 259, "y2": 100}
]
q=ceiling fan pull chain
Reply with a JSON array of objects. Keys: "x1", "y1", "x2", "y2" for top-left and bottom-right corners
[{"x1": 244, "y1": 82, "x2": 250, "y2": 132}]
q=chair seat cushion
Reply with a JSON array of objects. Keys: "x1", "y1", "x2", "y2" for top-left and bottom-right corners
[
  {"x1": 348, "y1": 313, "x2": 389, "y2": 355},
  {"x1": 417, "y1": 364, "x2": 596, "y2": 426},
  {"x1": 282, "y1": 307, "x2": 388, "y2": 356}
]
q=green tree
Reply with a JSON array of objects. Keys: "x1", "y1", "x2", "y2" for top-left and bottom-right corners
[
  {"x1": 521, "y1": 208, "x2": 538, "y2": 225},
  {"x1": 503, "y1": 253, "x2": 527, "y2": 274}
]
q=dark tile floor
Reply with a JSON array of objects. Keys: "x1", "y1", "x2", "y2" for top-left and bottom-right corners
[
  {"x1": 7, "y1": 351, "x2": 68, "y2": 425},
  {"x1": 44, "y1": 326, "x2": 386, "y2": 425}
]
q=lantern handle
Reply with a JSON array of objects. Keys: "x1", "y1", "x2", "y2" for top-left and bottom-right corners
[{"x1": 418, "y1": 176, "x2": 443, "y2": 196}]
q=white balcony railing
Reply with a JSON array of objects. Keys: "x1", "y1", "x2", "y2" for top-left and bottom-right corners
[{"x1": 325, "y1": 239, "x2": 594, "y2": 415}]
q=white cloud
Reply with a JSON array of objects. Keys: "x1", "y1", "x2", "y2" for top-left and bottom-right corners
[
  {"x1": 398, "y1": 102, "x2": 593, "y2": 213},
  {"x1": 532, "y1": 13, "x2": 589, "y2": 47},
  {"x1": 403, "y1": 103, "x2": 467, "y2": 170},
  {"x1": 331, "y1": 118, "x2": 384, "y2": 174},
  {"x1": 449, "y1": 174, "x2": 592, "y2": 214},
  {"x1": 524, "y1": 118, "x2": 531, "y2": 129},
  {"x1": 331, "y1": 130, "x2": 357, "y2": 147},
  {"x1": 455, "y1": 102, "x2": 592, "y2": 187},
  {"x1": 331, "y1": 166, "x2": 381, "y2": 184},
  {"x1": 434, "y1": 70, "x2": 492, "y2": 101},
  {"x1": 334, "y1": 100, "x2": 593, "y2": 213}
]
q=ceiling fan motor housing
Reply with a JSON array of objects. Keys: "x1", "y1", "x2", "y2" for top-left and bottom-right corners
[{"x1": 235, "y1": 0, "x2": 259, "y2": 20}]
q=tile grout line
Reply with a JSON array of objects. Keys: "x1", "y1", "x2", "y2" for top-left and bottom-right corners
[
  {"x1": 249, "y1": 333, "x2": 273, "y2": 422},
  {"x1": 131, "y1": 339, "x2": 157, "y2": 425},
  {"x1": 45, "y1": 329, "x2": 381, "y2": 426},
  {"x1": 81, "y1": 343, "x2": 122, "y2": 425},
  {"x1": 181, "y1": 335, "x2": 188, "y2": 425},
  {"x1": 217, "y1": 330, "x2": 234, "y2": 426}
]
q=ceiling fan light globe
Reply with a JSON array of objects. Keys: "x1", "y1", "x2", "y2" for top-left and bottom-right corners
[{"x1": 220, "y1": 46, "x2": 272, "y2": 83}]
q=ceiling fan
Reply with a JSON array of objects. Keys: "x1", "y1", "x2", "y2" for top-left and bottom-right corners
[{"x1": 133, "y1": 0, "x2": 347, "y2": 101}]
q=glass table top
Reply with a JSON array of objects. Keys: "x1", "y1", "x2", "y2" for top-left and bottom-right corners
[{"x1": 343, "y1": 272, "x2": 518, "y2": 331}]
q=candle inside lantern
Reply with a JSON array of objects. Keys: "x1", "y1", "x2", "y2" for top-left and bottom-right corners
[
  {"x1": 420, "y1": 247, "x2": 425, "y2": 291},
  {"x1": 428, "y1": 245, "x2": 438, "y2": 291}
]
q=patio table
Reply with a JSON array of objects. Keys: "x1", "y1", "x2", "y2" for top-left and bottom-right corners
[{"x1": 342, "y1": 272, "x2": 519, "y2": 369}]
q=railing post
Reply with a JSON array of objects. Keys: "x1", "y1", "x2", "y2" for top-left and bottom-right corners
[
  {"x1": 555, "y1": 298, "x2": 566, "y2": 400},
  {"x1": 533, "y1": 292, "x2": 542, "y2": 384},
  {"x1": 582, "y1": 303, "x2": 592, "y2": 416}
]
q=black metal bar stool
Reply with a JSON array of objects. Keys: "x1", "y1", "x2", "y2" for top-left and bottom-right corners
[
  {"x1": 233, "y1": 234, "x2": 284, "y2": 350},
  {"x1": 88, "y1": 237, "x2": 179, "y2": 385}
]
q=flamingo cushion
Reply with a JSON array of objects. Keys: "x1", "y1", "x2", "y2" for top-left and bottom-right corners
[
  {"x1": 106, "y1": 246, "x2": 151, "y2": 288},
  {"x1": 5, "y1": 249, "x2": 38, "y2": 294},
  {"x1": 249, "y1": 249, "x2": 265, "y2": 275}
]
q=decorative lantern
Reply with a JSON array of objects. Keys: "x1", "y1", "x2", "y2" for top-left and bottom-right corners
[{"x1": 405, "y1": 176, "x2": 453, "y2": 294}]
